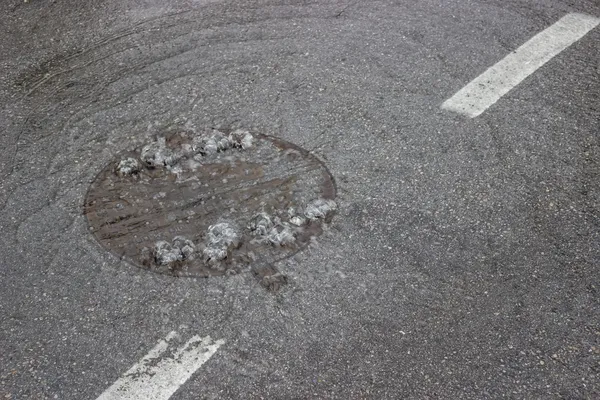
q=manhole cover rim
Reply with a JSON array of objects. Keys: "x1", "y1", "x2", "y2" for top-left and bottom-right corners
[{"x1": 83, "y1": 130, "x2": 337, "y2": 278}]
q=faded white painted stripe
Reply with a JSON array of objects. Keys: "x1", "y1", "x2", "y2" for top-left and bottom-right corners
[
  {"x1": 442, "y1": 13, "x2": 600, "y2": 118},
  {"x1": 96, "y1": 331, "x2": 224, "y2": 400}
]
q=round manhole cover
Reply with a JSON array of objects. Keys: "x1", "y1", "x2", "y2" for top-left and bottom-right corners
[{"x1": 84, "y1": 128, "x2": 337, "y2": 277}]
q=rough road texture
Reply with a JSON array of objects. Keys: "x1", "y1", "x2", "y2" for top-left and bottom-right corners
[{"x1": 1, "y1": 0, "x2": 599, "y2": 399}]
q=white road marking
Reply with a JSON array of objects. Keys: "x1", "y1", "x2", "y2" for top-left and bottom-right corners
[
  {"x1": 442, "y1": 13, "x2": 600, "y2": 118},
  {"x1": 96, "y1": 331, "x2": 224, "y2": 400}
]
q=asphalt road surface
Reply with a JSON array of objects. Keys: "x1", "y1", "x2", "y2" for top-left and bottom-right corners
[{"x1": 1, "y1": 0, "x2": 599, "y2": 399}]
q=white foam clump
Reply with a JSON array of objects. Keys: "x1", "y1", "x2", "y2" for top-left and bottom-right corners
[
  {"x1": 267, "y1": 223, "x2": 296, "y2": 246},
  {"x1": 192, "y1": 129, "x2": 254, "y2": 156},
  {"x1": 229, "y1": 129, "x2": 254, "y2": 149},
  {"x1": 203, "y1": 222, "x2": 241, "y2": 263},
  {"x1": 141, "y1": 137, "x2": 180, "y2": 167},
  {"x1": 154, "y1": 241, "x2": 182, "y2": 265},
  {"x1": 116, "y1": 157, "x2": 141, "y2": 176},
  {"x1": 153, "y1": 236, "x2": 196, "y2": 266},
  {"x1": 248, "y1": 213, "x2": 296, "y2": 246},
  {"x1": 192, "y1": 130, "x2": 231, "y2": 155},
  {"x1": 289, "y1": 216, "x2": 306, "y2": 226},
  {"x1": 304, "y1": 199, "x2": 337, "y2": 220},
  {"x1": 286, "y1": 207, "x2": 306, "y2": 226},
  {"x1": 248, "y1": 213, "x2": 273, "y2": 236},
  {"x1": 173, "y1": 236, "x2": 196, "y2": 259}
]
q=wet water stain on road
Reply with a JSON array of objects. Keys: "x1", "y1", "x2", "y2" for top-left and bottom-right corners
[{"x1": 84, "y1": 128, "x2": 337, "y2": 280}]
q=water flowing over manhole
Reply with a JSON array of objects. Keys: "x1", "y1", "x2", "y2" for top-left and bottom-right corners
[{"x1": 84, "y1": 128, "x2": 337, "y2": 277}]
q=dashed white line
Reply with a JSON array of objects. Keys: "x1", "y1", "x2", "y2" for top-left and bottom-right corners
[
  {"x1": 96, "y1": 331, "x2": 224, "y2": 400},
  {"x1": 442, "y1": 13, "x2": 600, "y2": 118}
]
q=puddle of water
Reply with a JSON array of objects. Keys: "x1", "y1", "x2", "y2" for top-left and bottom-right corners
[{"x1": 84, "y1": 129, "x2": 336, "y2": 277}]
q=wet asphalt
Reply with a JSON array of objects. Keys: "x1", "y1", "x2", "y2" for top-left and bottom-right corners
[{"x1": 1, "y1": 0, "x2": 599, "y2": 399}]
